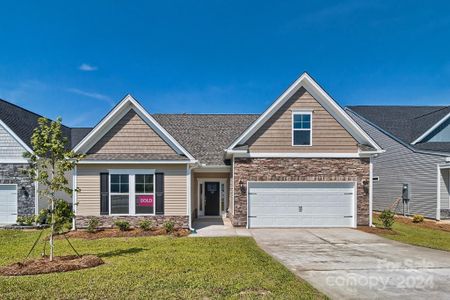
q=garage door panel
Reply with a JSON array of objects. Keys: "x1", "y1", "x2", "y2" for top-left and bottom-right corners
[
  {"x1": 248, "y1": 182, "x2": 355, "y2": 228},
  {"x1": 0, "y1": 185, "x2": 17, "y2": 224}
]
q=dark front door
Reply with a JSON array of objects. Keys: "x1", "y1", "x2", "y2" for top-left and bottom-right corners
[{"x1": 205, "y1": 182, "x2": 220, "y2": 216}]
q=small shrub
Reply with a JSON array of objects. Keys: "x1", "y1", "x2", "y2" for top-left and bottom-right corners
[
  {"x1": 87, "y1": 217, "x2": 100, "y2": 233},
  {"x1": 380, "y1": 210, "x2": 395, "y2": 229},
  {"x1": 35, "y1": 209, "x2": 50, "y2": 225},
  {"x1": 53, "y1": 200, "x2": 74, "y2": 233},
  {"x1": 115, "y1": 220, "x2": 130, "y2": 231},
  {"x1": 163, "y1": 220, "x2": 175, "y2": 233},
  {"x1": 139, "y1": 220, "x2": 153, "y2": 231},
  {"x1": 17, "y1": 215, "x2": 34, "y2": 226},
  {"x1": 412, "y1": 214, "x2": 424, "y2": 223}
]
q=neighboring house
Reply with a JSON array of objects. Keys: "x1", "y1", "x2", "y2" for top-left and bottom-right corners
[
  {"x1": 0, "y1": 100, "x2": 82, "y2": 224},
  {"x1": 347, "y1": 106, "x2": 450, "y2": 220},
  {"x1": 0, "y1": 73, "x2": 383, "y2": 228}
]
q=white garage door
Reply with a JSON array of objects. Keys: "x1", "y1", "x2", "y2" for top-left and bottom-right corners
[
  {"x1": 0, "y1": 185, "x2": 17, "y2": 224},
  {"x1": 248, "y1": 182, "x2": 355, "y2": 228}
]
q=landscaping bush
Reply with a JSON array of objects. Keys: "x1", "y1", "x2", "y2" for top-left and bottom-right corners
[
  {"x1": 53, "y1": 200, "x2": 74, "y2": 233},
  {"x1": 139, "y1": 220, "x2": 153, "y2": 231},
  {"x1": 87, "y1": 217, "x2": 100, "y2": 233},
  {"x1": 412, "y1": 214, "x2": 424, "y2": 223},
  {"x1": 115, "y1": 221, "x2": 130, "y2": 231},
  {"x1": 380, "y1": 210, "x2": 395, "y2": 229},
  {"x1": 16, "y1": 215, "x2": 35, "y2": 226},
  {"x1": 35, "y1": 209, "x2": 50, "y2": 225},
  {"x1": 163, "y1": 220, "x2": 175, "y2": 233}
]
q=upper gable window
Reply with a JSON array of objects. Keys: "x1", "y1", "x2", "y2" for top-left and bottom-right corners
[{"x1": 292, "y1": 112, "x2": 312, "y2": 146}]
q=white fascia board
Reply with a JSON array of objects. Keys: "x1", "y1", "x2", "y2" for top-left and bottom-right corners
[
  {"x1": 77, "y1": 160, "x2": 195, "y2": 165},
  {"x1": 233, "y1": 152, "x2": 372, "y2": 158},
  {"x1": 0, "y1": 119, "x2": 33, "y2": 154},
  {"x1": 226, "y1": 72, "x2": 382, "y2": 151},
  {"x1": 0, "y1": 159, "x2": 29, "y2": 163},
  {"x1": 73, "y1": 94, "x2": 195, "y2": 160},
  {"x1": 193, "y1": 166, "x2": 231, "y2": 173},
  {"x1": 412, "y1": 112, "x2": 450, "y2": 145}
]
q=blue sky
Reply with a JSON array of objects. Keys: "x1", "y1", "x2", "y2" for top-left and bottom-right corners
[{"x1": 1, "y1": 0, "x2": 450, "y2": 127}]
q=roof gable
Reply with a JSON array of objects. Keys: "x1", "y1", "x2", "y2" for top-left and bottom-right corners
[
  {"x1": 227, "y1": 73, "x2": 382, "y2": 152},
  {"x1": 87, "y1": 109, "x2": 178, "y2": 155},
  {"x1": 73, "y1": 95, "x2": 195, "y2": 161},
  {"x1": 348, "y1": 105, "x2": 450, "y2": 145}
]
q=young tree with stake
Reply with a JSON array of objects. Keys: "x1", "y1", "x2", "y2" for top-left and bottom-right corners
[{"x1": 24, "y1": 117, "x2": 84, "y2": 261}]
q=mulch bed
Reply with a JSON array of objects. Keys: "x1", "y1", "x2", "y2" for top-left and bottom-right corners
[
  {"x1": 0, "y1": 255, "x2": 104, "y2": 276},
  {"x1": 374, "y1": 212, "x2": 450, "y2": 232},
  {"x1": 59, "y1": 228, "x2": 190, "y2": 240}
]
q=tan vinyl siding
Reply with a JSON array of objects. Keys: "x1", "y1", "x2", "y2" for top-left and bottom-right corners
[
  {"x1": 88, "y1": 109, "x2": 177, "y2": 155},
  {"x1": 247, "y1": 87, "x2": 358, "y2": 153},
  {"x1": 76, "y1": 164, "x2": 187, "y2": 216}
]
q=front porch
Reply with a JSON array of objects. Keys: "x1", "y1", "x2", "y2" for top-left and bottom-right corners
[{"x1": 191, "y1": 216, "x2": 250, "y2": 237}]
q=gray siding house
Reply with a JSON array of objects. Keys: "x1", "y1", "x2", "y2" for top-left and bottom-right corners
[
  {"x1": 0, "y1": 100, "x2": 86, "y2": 224},
  {"x1": 348, "y1": 106, "x2": 450, "y2": 220}
]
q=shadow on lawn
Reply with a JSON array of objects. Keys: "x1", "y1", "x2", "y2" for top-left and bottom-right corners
[{"x1": 98, "y1": 247, "x2": 145, "y2": 258}]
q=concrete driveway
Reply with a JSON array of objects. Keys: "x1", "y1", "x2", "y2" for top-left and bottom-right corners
[{"x1": 251, "y1": 228, "x2": 450, "y2": 300}]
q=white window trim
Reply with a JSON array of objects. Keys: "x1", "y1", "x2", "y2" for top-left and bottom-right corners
[
  {"x1": 292, "y1": 111, "x2": 312, "y2": 146},
  {"x1": 197, "y1": 178, "x2": 227, "y2": 217},
  {"x1": 108, "y1": 169, "x2": 156, "y2": 216}
]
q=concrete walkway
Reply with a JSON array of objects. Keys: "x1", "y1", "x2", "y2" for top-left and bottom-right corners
[
  {"x1": 251, "y1": 228, "x2": 450, "y2": 300},
  {"x1": 190, "y1": 217, "x2": 251, "y2": 237}
]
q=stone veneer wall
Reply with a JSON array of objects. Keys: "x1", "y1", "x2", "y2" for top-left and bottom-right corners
[
  {"x1": 231, "y1": 158, "x2": 370, "y2": 227},
  {"x1": 75, "y1": 215, "x2": 189, "y2": 229},
  {"x1": 0, "y1": 163, "x2": 35, "y2": 216}
]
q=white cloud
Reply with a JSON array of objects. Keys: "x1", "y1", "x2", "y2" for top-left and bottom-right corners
[
  {"x1": 66, "y1": 88, "x2": 113, "y2": 105},
  {"x1": 79, "y1": 63, "x2": 98, "y2": 72}
]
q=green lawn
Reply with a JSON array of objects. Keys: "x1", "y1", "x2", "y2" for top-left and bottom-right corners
[
  {"x1": 373, "y1": 216, "x2": 450, "y2": 252},
  {"x1": 0, "y1": 230, "x2": 324, "y2": 299}
]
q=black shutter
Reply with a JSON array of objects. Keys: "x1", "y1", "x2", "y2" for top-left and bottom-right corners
[
  {"x1": 100, "y1": 173, "x2": 109, "y2": 215},
  {"x1": 155, "y1": 172, "x2": 164, "y2": 215}
]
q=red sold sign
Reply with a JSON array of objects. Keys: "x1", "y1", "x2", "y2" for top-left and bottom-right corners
[{"x1": 138, "y1": 195, "x2": 154, "y2": 207}]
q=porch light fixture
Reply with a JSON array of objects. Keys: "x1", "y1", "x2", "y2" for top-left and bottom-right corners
[
  {"x1": 239, "y1": 179, "x2": 246, "y2": 194},
  {"x1": 362, "y1": 179, "x2": 369, "y2": 195}
]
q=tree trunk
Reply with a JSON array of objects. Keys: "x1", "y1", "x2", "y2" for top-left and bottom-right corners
[
  {"x1": 50, "y1": 163, "x2": 55, "y2": 262},
  {"x1": 50, "y1": 198, "x2": 54, "y2": 261}
]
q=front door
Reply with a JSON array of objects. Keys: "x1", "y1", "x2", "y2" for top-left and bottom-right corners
[{"x1": 205, "y1": 182, "x2": 220, "y2": 216}]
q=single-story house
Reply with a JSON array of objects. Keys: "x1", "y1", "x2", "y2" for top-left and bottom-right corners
[
  {"x1": 347, "y1": 106, "x2": 450, "y2": 220},
  {"x1": 0, "y1": 73, "x2": 383, "y2": 228}
]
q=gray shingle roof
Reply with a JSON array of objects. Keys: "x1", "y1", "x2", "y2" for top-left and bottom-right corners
[
  {"x1": 348, "y1": 105, "x2": 450, "y2": 153},
  {"x1": 153, "y1": 114, "x2": 259, "y2": 165},
  {"x1": 0, "y1": 99, "x2": 73, "y2": 149},
  {"x1": 70, "y1": 127, "x2": 92, "y2": 147},
  {"x1": 0, "y1": 99, "x2": 259, "y2": 165}
]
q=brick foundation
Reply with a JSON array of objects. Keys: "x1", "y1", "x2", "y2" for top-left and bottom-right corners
[
  {"x1": 231, "y1": 158, "x2": 370, "y2": 227},
  {"x1": 75, "y1": 215, "x2": 189, "y2": 229}
]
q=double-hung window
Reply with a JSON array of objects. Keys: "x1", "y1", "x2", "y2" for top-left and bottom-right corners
[
  {"x1": 292, "y1": 112, "x2": 312, "y2": 146},
  {"x1": 110, "y1": 174, "x2": 130, "y2": 214},
  {"x1": 109, "y1": 170, "x2": 155, "y2": 215},
  {"x1": 135, "y1": 174, "x2": 154, "y2": 214}
]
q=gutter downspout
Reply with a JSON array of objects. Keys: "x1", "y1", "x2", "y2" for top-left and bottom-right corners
[
  {"x1": 187, "y1": 163, "x2": 198, "y2": 233},
  {"x1": 437, "y1": 164, "x2": 441, "y2": 221},
  {"x1": 369, "y1": 156, "x2": 374, "y2": 227}
]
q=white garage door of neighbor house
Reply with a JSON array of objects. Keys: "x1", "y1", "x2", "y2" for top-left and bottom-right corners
[
  {"x1": 0, "y1": 185, "x2": 17, "y2": 224},
  {"x1": 248, "y1": 182, "x2": 356, "y2": 228}
]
